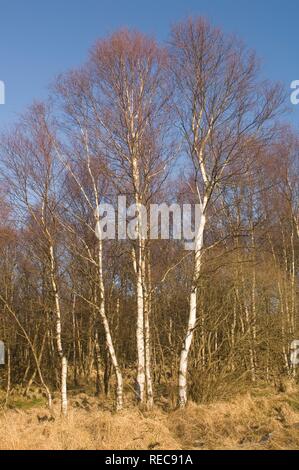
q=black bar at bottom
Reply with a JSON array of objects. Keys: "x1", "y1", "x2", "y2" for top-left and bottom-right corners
[{"x1": 0, "y1": 450, "x2": 298, "y2": 466}]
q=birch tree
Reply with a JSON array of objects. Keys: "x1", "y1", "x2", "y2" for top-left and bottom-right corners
[
  {"x1": 170, "y1": 18, "x2": 284, "y2": 407},
  {"x1": 53, "y1": 69, "x2": 124, "y2": 410},
  {"x1": 89, "y1": 30, "x2": 171, "y2": 407},
  {"x1": 1, "y1": 104, "x2": 68, "y2": 415}
]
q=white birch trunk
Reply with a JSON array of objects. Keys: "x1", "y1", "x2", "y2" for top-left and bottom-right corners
[
  {"x1": 138, "y1": 248, "x2": 154, "y2": 408},
  {"x1": 97, "y1": 237, "x2": 123, "y2": 411},
  {"x1": 101, "y1": 313, "x2": 123, "y2": 410},
  {"x1": 49, "y1": 244, "x2": 68, "y2": 416},
  {"x1": 179, "y1": 209, "x2": 206, "y2": 408},
  {"x1": 136, "y1": 249, "x2": 146, "y2": 403},
  {"x1": 127, "y1": 91, "x2": 147, "y2": 406},
  {"x1": 131, "y1": 168, "x2": 146, "y2": 404},
  {"x1": 61, "y1": 356, "x2": 68, "y2": 417},
  {"x1": 144, "y1": 278, "x2": 153, "y2": 409},
  {"x1": 290, "y1": 228, "x2": 296, "y2": 378}
]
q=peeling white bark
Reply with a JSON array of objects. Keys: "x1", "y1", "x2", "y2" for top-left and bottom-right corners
[
  {"x1": 61, "y1": 356, "x2": 68, "y2": 417},
  {"x1": 97, "y1": 234, "x2": 123, "y2": 411},
  {"x1": 144, "y1": 276, "x2": 153, "y2": 410},
  {"x1": 179, "y1": 207, "x2": 206, "y2": 408},
  {"x1": 135, "y1": 245, "x2": 146, "y2": 403},
  {"x1": 49, "y1": 244, "x2": 68, "y2": 416}
]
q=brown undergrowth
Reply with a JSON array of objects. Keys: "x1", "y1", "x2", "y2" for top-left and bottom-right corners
[{"x1": 0, "y1": 385, "x2": 299, "y2": 450}]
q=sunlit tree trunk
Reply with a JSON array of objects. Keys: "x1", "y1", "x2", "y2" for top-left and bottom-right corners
[
  {"x1": 144, "y1": 254, "x2": 153, "y2": 409},
  {"x1": 97, "y1": 236, "x2": 123, "y2": 410},
  {"x1": 179, "y1": 207, "x2": 207, "y2": 407},
  {"x1": 49, "y1": 244, "x2": 68, "y2": 416}
]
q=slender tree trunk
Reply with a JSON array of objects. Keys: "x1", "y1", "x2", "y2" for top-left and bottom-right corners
[
  {"x1": 94, "y1": 330, "x2": 102, "y2": 397},
  {"x1": 144, "y1": 281, "x2": 153, "y2": 409},
  {"x1": 142, "y1": 250, "x2": 153, "y2": 409},
  {"x1": 133, "y1": 242, "x2": 146, "y2": 404},
  {"x1": 25, "y1": 332, "x2": 46, "y2": 396},
  {"x1": 98, "y1": 238, "x2": 123, "y2": 411},
  {"x1": 251, "y1": 226, "x2": 257, "y2": 378},
  {"x1": 290, "y1": 227, "x2": 297, "y2": 378},
  {"x1": 179, "y1": 208, "x2": 206, "y2": 408},
  {"x1": 71, "y1": 294, "x2": 78, "y2": 386},
  {"x1": 49, "y1": 244, "x2": 68, "y2": 416}
]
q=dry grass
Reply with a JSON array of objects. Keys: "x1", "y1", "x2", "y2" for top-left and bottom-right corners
[
  {"x1": 0, "y1": 404, "x2": 179, "y2": 450},
  {"x1": 0, "y1": 386, "x2": 299, "y2": 450},
  {"x1": 169, "y1": 387, "x2": 299, "y2": 450}
]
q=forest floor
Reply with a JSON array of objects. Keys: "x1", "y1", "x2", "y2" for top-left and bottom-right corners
[{"x1": 0, "y1": 384, "x2": 299, "y2": 450}]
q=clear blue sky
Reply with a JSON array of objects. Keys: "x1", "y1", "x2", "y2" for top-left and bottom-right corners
[{"x1": 0, "y1": 0, "x2": 299, "y2": 129}]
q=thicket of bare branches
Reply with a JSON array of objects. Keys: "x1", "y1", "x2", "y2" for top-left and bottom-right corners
[{"x1": 0, "y1": 18, "x2": 297, "y2": 415}]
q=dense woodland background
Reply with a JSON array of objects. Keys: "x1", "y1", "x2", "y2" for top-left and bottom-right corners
[{"x1": 0, "y1": 17, "x2": 298, "y2": 415}]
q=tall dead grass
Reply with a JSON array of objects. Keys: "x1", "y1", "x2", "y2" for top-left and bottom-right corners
[
  {"x1": 0, "y1": 406, "x2": 179, "y2": 450},
  {"x1": 0, "y1": 386, "x2": 299, "y2": 450},
  {"x1": 169, "y1": 388, "x2": 299, "y2": 450}
]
